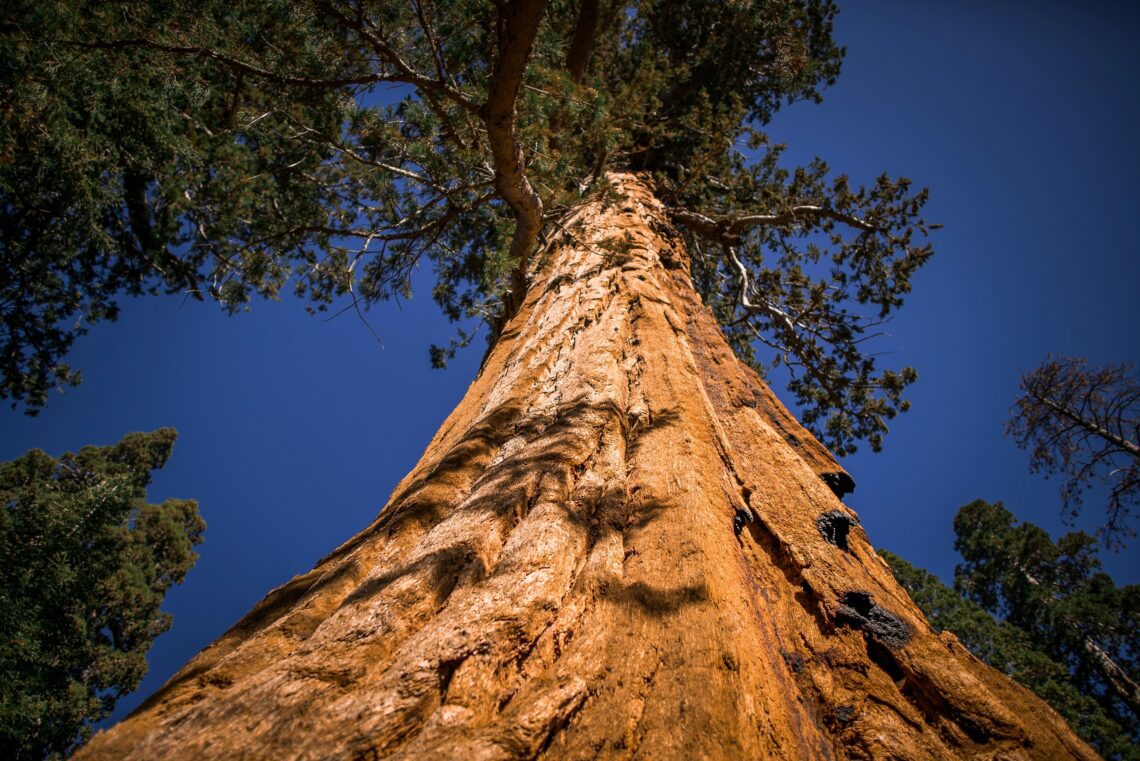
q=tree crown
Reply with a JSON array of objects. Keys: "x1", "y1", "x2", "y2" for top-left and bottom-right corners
[{"x1": 2, "y1": 0, "x2": 935, "y2": 454}]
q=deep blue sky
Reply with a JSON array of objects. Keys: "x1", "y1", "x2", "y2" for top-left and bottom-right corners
[{"x1": 2, "y1": 2, "x2": 1139, "y2": 723}]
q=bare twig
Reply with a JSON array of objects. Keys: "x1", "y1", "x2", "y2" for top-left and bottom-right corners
[{"x1": 671, "y1": 205, "x2": 877, "y2": 244}]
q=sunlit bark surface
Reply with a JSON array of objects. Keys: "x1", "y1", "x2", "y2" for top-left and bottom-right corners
[{"x1": 79, "y1": 175, "x2": 1096, "y2": 760}]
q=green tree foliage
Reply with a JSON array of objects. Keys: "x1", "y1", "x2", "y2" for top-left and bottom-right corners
[
  {"x1": 1007, "y1": 356, "x2": 1140, "y2": 547},
  {"x1": 882, "y1": 499, "x2": 1140, "y2": 760},
  {"x1": 0, "y1": 429, "x2": 204, "y2": 760},
  {"x1": 1, "y1": 1, "x2": 936, "y2": 454}
]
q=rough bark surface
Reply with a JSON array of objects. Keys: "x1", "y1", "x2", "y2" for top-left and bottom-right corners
[{"x1": 79, "y1": 175, "x2": 1097, "y2": 760}]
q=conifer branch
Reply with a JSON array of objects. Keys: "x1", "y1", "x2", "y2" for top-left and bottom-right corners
[
  {"x1": 310, "y1": 0, "x2": 481, "y2": 115},
  {"x1": 47, "y1": 37, "x2": 431, "y2": 93}
]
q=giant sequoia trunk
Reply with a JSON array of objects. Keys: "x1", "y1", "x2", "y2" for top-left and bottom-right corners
[{"x1": 80, "y1": 175, "x2": 1096, "y2": 760}]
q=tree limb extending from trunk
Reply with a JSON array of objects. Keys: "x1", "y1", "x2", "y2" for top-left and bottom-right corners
[
  {"x1": 1031, "y1": 392, "x2": 1140, "y2": 460},
  {"x1": 1082, "y1": 632, "x2": 1140, "y2": 717},
  {"x1": 565, "y1": 0, "x2": 600, "y2": 83},
  {"x1": 485, "y1": 0, "x2": 548, "y2": 321},
  {"x1": 726, "y1": 243, "x2": 797, "y2": 332}
]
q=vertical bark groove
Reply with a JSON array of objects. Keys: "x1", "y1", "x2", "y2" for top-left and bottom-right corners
[{"x1": 78, "y1": 174, "x2": 1097, "y2": 760}]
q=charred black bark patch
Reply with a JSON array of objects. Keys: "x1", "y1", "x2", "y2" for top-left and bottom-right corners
[
  {"x1": 827, "y1": 704, "x2": 857, "y2": 730},
  {"x1": 836, "y1": 591, "x2": 912, "y2": 650},
  {"x1": 817, "y1": 510, "x2": 857, "y2": 552},
  {"x1": 732, "y1": 508, "x2": 753, "y2": 537},
  {"x1": 820, "y1": 471, "x2": 855, "y2": 498},
  {"x1": 782, "y1": 650, "x2": 805, "y2": 674}
]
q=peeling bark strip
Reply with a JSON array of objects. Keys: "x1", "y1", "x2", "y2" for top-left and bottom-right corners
[{"x1": 78, "y1": 175, "x2": 1097, "y2": 760}]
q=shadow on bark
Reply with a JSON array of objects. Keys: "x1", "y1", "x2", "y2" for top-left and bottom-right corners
[
  {"x1": 339, "y1": 544, "x2": 487, "y2": 610},
  {"x1": 133, "y1": 396, "x2": 698, "y2": 718},
  {"x1": 602, "y1": 580, "x2": 709, "y2": 615}
]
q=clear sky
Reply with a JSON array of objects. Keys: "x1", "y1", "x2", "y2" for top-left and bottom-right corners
[{"x1": 2, "y1": 1, "x2": 1138, "y2": 724}]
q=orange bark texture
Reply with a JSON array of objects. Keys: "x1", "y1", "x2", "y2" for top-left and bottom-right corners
[{"x1": 78, "y1": 174, "x2": 1098, "y2": 760}]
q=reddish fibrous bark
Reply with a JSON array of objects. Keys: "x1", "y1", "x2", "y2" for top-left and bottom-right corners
[{"x1": 78, "y1": 175, "x2": 1097, "y2": 760}]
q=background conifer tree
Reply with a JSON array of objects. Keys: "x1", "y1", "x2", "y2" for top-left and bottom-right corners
[
  {"x1": 0, "y1": 429, "x2": 203, "y2": 759},
  {"x1": 883, "y1": 499, "x2": 1140, "y2": 760}
]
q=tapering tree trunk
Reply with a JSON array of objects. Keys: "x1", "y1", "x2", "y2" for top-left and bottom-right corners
[{"x1": 79, "y1": 175, "x2": 1096, "y2": 760}]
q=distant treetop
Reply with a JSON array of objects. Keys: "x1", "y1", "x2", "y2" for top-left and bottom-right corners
[{"x1": 1008, "y1": 356, "x2": 1140, "y2": 547}]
